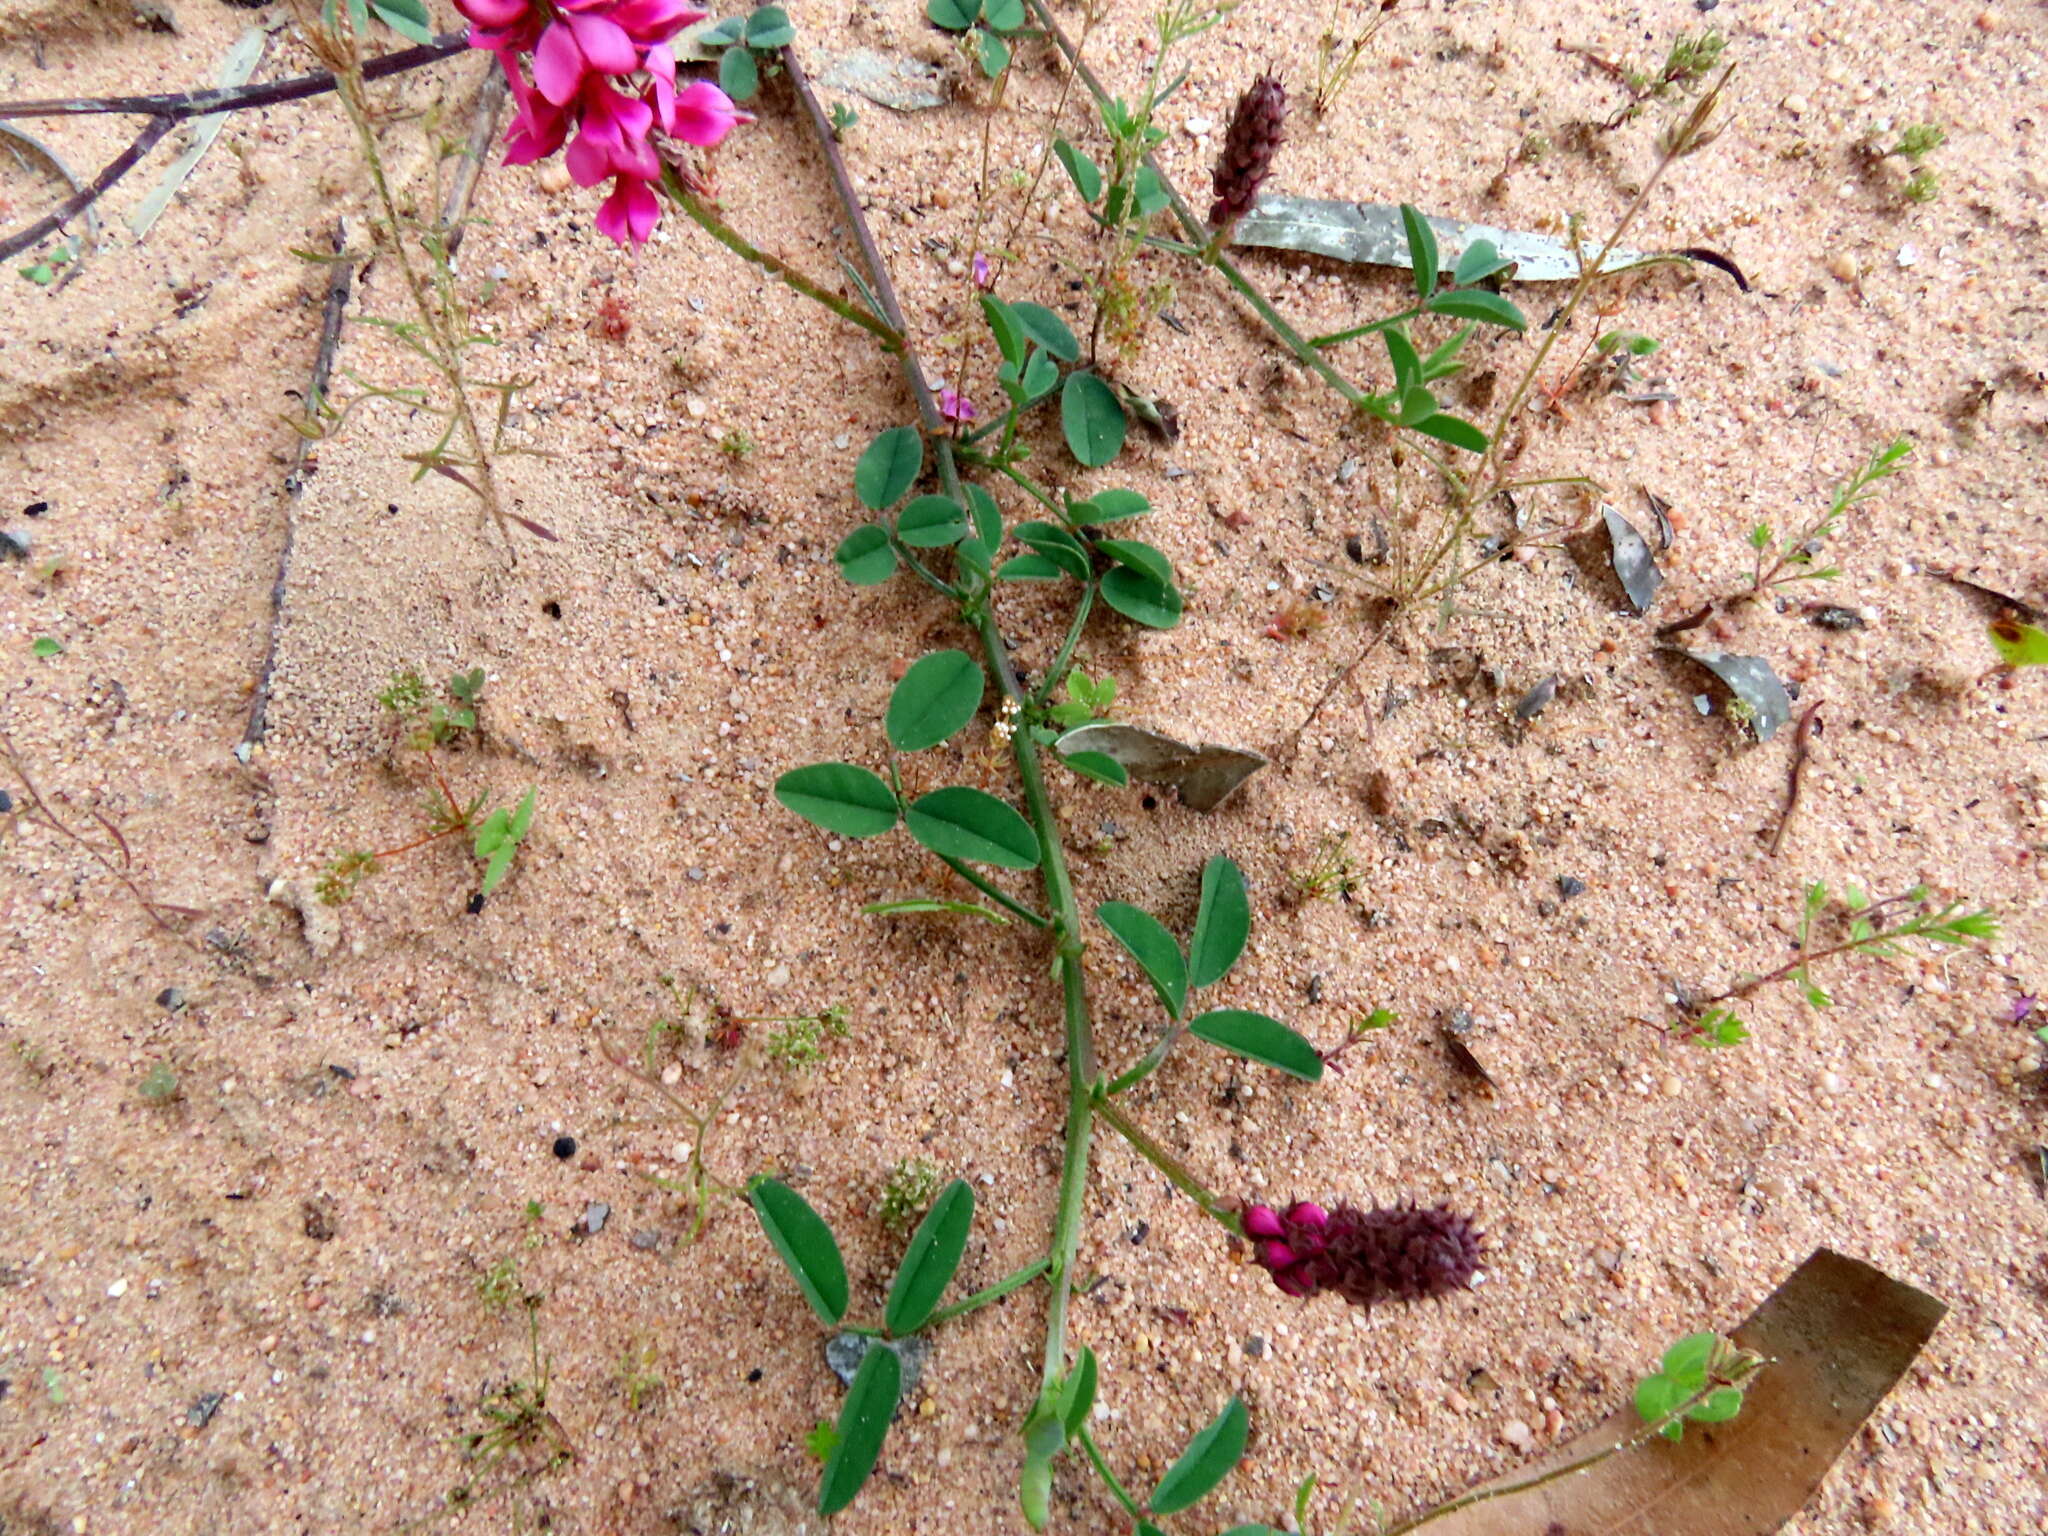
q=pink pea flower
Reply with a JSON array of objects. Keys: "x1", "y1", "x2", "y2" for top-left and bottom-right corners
[
  {"x1": 533, "y1": 9, "x2": 641, "y2": 105},
  {"x1": 597, "y1": 176, "x2": 663, "y2": 245},
  {"x1": 659, "y1": 77, "x2": 750, "y2": 147},
  {"x1": 565, "y1": 78, "x2": 659, "y2": 188},
  {"x1": 1241, "y1": 1199, "x2": 1483, "y2": 1309},
  {"x1": 972, "y1": 252, "x2": 994, "y2": 291},
  {"x1": 939, "y1": 389, "x2": 977, "y2": 423},
  {"x1": 501, "y1": 66, "x2": 570, "y2": 165},
  {"x1": 454, "y1": 0, "x2": 542, "y2": 53},
  {"x1": 607, "y1": 0, "x2": 706, "y2": 46}
]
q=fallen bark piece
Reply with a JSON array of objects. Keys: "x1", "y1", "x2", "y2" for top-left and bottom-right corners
[
  {"x1": 1420, "y1": 1248, "x2": 1945, "y2": 1535},
  {"x1": 1053, "y1": 723, "x2": 1265, "y2": 812}
]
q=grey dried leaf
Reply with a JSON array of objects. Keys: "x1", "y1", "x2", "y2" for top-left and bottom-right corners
[
  {"x1": 1053, "y1": 723, "x2": 1266, "y2": 812},
  {"x1": 1671, "y1": 649, "x2": 1793, "y2": 741},
  {"x1": 826, "y1": 1332, "x2": 932, "y2": 1403},
  {"x1": 1233, "y1": 195, "x2": 1662, "y2": 282},
  {"x1": 1601, "y1": 504, "x2": 1664, "y2": 614},
  {"x1": 816, "y1": 49, "x2": 948, "y2": 111}
]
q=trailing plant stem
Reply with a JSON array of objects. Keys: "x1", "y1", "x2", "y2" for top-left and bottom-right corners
[
  {"x1": 928, "y1": 1256, "x2": 1053, "y2": 1327},
  {"x1": 1096, "y1": 1096, "x2": 1243, "y2": 1235}
]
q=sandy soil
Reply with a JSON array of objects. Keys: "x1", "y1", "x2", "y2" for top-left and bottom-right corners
[{"x1": 2, "y1": 1, "x2": 2045, "y2": 1532}]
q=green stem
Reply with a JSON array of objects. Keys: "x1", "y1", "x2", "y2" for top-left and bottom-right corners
[
  {"x1": 993, "y1": 462, "x2": 1065, "y2": 515},
  {"x1": 1310, "y1": 300, "x2": 1431, "y2": 350},
  {"x1": 1101, "y1": 1022, "x2": 1180, "y2": 1097},
  {"x1": 928, "y1": 1256, "x2": 1053, "y2": 1327},
  {"x1": 937, "y1": 854, "x2": 1052, "y2": 928},
  {"x1": 1078, "y1": 1426, "x2": 1142, "y2": 1517},
  {"x1": 663, "y1": 177, "x2": 903, "y2": 353},
  {"x1": 1028, "y1": 581, "x2": 1096, "y2": 711},
  {"x1": 1095, "y1": 1097, "x2": 1242, "y2": 1236}
]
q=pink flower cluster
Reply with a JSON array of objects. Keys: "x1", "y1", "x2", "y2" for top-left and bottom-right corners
[
  {"x1": 1242, "y1": 1199, "x2": 1484, "y2": 1309},
  {"x1": 454, "y1": 0, "x2": 748, "y2": 245}
]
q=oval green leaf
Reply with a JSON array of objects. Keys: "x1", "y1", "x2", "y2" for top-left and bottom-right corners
[
  {"x1": 982, "y1": 0, "x2": 1024, "y2": 28},
  {"x1": 897, "y1": 493, "x2": 969, "y2": 547},
  {"x1": 1011, "y1": 301, "x2": 1079, "y2": 363},
  {"x1": 1634, "y1": 1370, "x2": 1687, "y2": 1427},
  {"x1": 1990, "y1": 619, "x2": 2048, "y2": 667},
  {"x1": 1074, "y1": 488, "x2": 1149, "y2": 523},
  {"x1": 1383, "y1": 326, "x2": 1423, "y2": 393},
  {"x1": 906, "y1": 786, "x2": 1041, "y2": 868},
  {"x1": 819, "y1": 1342, "x2": 901, "y2": 1515},
  {"x1": 747, "y1": 1176, "x2": 849, "y2": 1325},
  {"x1": 1412, "y1": 412, "x2": 1490, "y2": 453},
  {"x1": 997, "y1": 553, "x2": 1067, "y2": 582},
  {"x1": 1060, "y1": 750, "x2": 1128, "y2": 788},
  {"x1": 1186, "y1": 1008, "x2": 1323, "y2": 1080},
  {"x1": 1400, "y1": 203, "x2": 1439, "y2": 298},
  {"x1": 925, "y1": 0, "x2": 978, "y2": 28},
  {"x1": 1096, "y1": 537, "x2": 1173, "y2": 587},
  {"x1": 1053, "y1": 137, "x2": 1103, "y2": 203},
  {"x1": 855, "y1": 425, "x2": 923, "y2": 511},
  {"x1": 368, "y1": 0, "x2": 434, "y2": 45},
  {"x1": 1690, "y1": 1386, "x2": 1746, "y2": 1423},
  {"x1": 1059, "y1": 1346, "x2": 1098, "y2": 1438},
  {"x1": 886, "y1": 650, "x2": 985, "y2": 751},
  {"x1": 1014, "y1": 520, "x2": 1091, "y2": 580},
  {"x1": 1427, "y1": 289, "x2": 1527, "y2": 332},
  {"x1": 884, "y1": 1178, "x2": 974, "y2": 1336},
  {"x1": 1100, "y1": 566, "x2": 1182, "y2": 629},
  {"x1": 978, "y1": 28, "x2": 1010, "y2": 77},
  {"x1": 1188, "y1": 855, "x2": 1250, "y2": 989},
  {"x1": 1061, "y1": 372, "x2": 1126, "y2": 467},
  {"x1": 1020, "y1": 347, "x2": 1060, "y2": 402},
  {"x1": 774, "y1": 763, "x2": 898, "y2": 839},
  {"x1": 1150, "y1": 1395, "x2": 1248, "y2": 1516},
  {"x1": 835, "y1": 523, "x2": 899, "y2": 586},
  {"x1": 980, "y1": 294, "x2": 1026, "y2": 367},
  {"x1": 718, "y1": 42, "x2": 759, "y2": 101},
  {"x1": 965, "y1": 483, "x2": 1003, "y2": 549},
  {"x1": 1452, "y1": 236, "x2": 1512, "y2": 286},
  {"x1": 1096, "y1": 901, "x2": 1187, "y2": 1020},
  {"x1": 743, "y1": 4, "x2": 795, "y2": 47}
]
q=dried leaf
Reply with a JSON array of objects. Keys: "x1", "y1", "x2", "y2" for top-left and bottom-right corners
[
  {"x1": 1421, "y1": 1249, "x2": 1944, "y2": 1535},
  {"x1": 1601, "y1": 504, "x2": 1664, "y2": 614},
  {"x1": 1234, "y1": 195, "x2": 1665, "y2": 282},
  {"x1": 1439, "y1": 1009, "x2": 1497, "y2": 1095},
  {"x1": 1671, "y1": 649, "x2": 1793, "y2": 741},
  {"x1": 817, "y1": 49, "x2": 948, "y2": 111},
  {"x1": 1053, "y1": 723, "x2": 1265, "y2": 813},
  {"x1": 129, "y1": 28, "x2": 267, "y2": 242},
  {"x1": 1512, "y1": 675, "x2": 1557, "y2": 722}
]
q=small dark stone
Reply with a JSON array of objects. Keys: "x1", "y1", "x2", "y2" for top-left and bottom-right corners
[
  {"x1": 552, "y1": 1135, "x2": 577, "y2": 1160},
  {"x1": 1557, "y1": 875, "x2": 1587, "y2": 901},
  {"x1": 0, "y1": 788, "x2": 14, "y2": 813},
  {"x1": 746, "y1": 1367, "x2": 763, "y2": 1383},
  {"x1": 1140, "y1": 793, "x2": 1159, "y2": 812},
  {"x1": 1514, "y1": 675, "x2": 1558, "y2": 721},
  {"x1": 327, "y1": 1063, "x2": 356, "y2": 1081},
  {"x1": 1127, "y1": 1221, "x2": 1150, "y2": 1245},
  {"x1": 825, "y1": 1333, "x2": 932, "y2": 1402},
  {"x1": 187, "y1": 1391, "x2": 226, "y2": 1428},
  {"x1": 156, "y1": 987, "x2": 184, "y2": 1011},
  {"x1": 1810, "y1": 606, "x2": 1865, "y2": 631},
  {"x1": 542, "y1": 599, "x2": 563, "y2": 619},
  {"x1": 1345, "y1": 533, "x2": 1365, "y2": 564},
  {"x1": 465, "y1": 892, "x2": 486, "y2": 915},
  {"x1": 1306, "y1": 973, "x2": 1324, "y2": 1004},
  {"x1": 1243, "y1": 1334, "x2": 1267, "y2": 1359},
  {"x1": 302, "y1": 1200, "x2": 336, "y2": 1242},
  {"x1": 22, "y1": 501, "x2": 47, "y2": 517},
  {"x1": 629, "y1": 1229, "x2": 664, "y2": 1252},
  {"x1": 1536, "y1": 898, "x2": 1558, "y2": 919}
]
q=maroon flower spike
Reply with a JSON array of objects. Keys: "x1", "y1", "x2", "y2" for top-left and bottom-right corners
[
  {"x1": 1242, "y1": 1199, "x2": 1484, "y2": 1308},
  {"x1": 1208, "y1": 74, "x2": 1288, "y2": 229}
]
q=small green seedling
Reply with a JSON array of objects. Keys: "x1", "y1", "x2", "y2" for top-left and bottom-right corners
[
  {"x1": 1889, "y1": 122, "x2": 1944, "y2": 203},
  {"x1": 878, "y1": 1157, "x2": 942, "y2": 1234},
  {"x1": 718, "y1": 428, "x2": 758, "y2": 460},
  {"x1": 137, "y1": 1062, "x2": 181, "y2": 1104},
  {"x1": 1678, "y1": 880, "x2": 1996, "y2": 1044},
  {"x1": 828, "y1": 101, "x2": 858, "y2": 140},
  {"x1": 1294, "y1": 831, "x2": 1361, "y2": 903},
  {"x1": 18, "y1": 246, "x2": 73, "y2": 286},
  {"x1": 31, "y1": 637, "x2": 62, "y2": 659},
  {"x1": 699, "y1": 5, "x2": 794, "y2": 102},
  {"x1": 1634, "y1": 1331, "x2": 1762, "y2": 1440},
  {"x1": 1744, "y1": 437, "x2": 1910, "y2": 598},
  {"x1": 473, "y1": 787, "x2": 537, "y2": 896},
  {"x1": 1046, "y1": 666, "x2": 1117, "y2": 729},
  {"x1": 764, "y1": 1003, "x2": 851, "y2": 1070}
]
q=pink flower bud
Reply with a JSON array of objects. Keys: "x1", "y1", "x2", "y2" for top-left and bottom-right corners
[
  {"x1": 1243, "y1": 1198, "x2": 1484, "y2": 1310},
  {"x1": 1242, "y1": 1204, "x2": 1284, "y2": 1239}
]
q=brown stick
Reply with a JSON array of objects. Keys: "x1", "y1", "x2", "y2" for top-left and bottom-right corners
[
  {"x1": 0, "y1": 36, "x2": 466, "y2": 263},
  {"x1": 244, "y1": 218, "x2": 355, "y2": 748},
  {"x1": 440, "y1": 65, "x2": 508, "y2": 254},
  {"x1": 1767, "y1": 701, "x2": 1820, "y2": 857}
]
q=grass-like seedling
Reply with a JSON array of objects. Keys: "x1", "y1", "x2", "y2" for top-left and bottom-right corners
[
  {"x1": 1311, "y1": 0, "x2": 1399, "y2": 118},
  {"x1": 1676, "y1": 880, "x2": 1996, "y2": 1046},
  {"x1": 1293, "y1": 831, "x2": 1362, "y2": 903},
  {"x1": 318, "y1": 669, "x2": 537, "y2": 906}
]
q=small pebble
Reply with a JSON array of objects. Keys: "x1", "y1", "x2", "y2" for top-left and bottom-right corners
[
  {"x1": 579, "y1": 1201, "x2": 610, "y2": 1235},
  {"x1": 552, "y1": 1135, "x2": 578, "y2": 1160},
  {"x1": 1827, "y1": 252, "x2": 1859, "y2": 283},
  {"x1": 1818, "y1": 1071, "x2": 1845, "y2": 1095},
  {"x1": 1501, "y1": 1418, "x2": 1534, "y2": 1451}
]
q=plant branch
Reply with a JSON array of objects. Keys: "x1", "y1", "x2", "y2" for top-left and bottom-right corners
[
  {"x1": 930, "y1": 1256, "x2": 1052, "y2": 1327},
  {"x1": 1095, "y1": 1096, "x2": 1242, "y2": 1236},
  {"x1": 937, "y1": 854, "x2": 1052, "y2": 928},
  {"x1": 1078, "y1": 1426, "x2": 1142, "y2": 1517}
]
